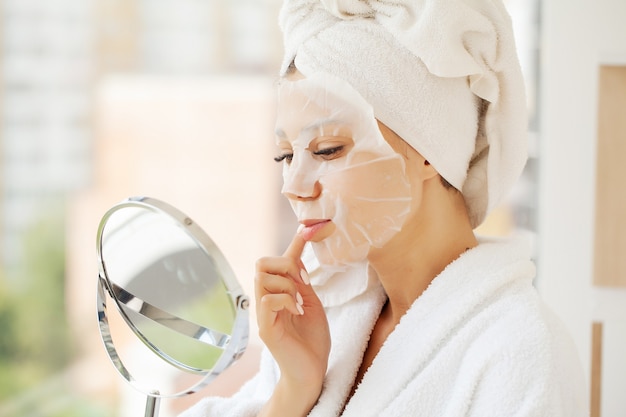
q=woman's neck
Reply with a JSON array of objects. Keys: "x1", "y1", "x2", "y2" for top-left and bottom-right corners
[{"x1": 367, "y1": 181, "x2": 477, "y2": 323}]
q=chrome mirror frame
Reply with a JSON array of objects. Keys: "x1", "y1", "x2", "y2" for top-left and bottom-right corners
[{"x1": 96, "y1": 196, "x2": 249, "y2": 416}]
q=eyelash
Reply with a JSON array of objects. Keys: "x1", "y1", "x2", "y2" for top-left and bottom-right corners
[
  {"x1": 273, "y1": 146, "x2": 345, "y2": 164},
  {"x1": 274, "y1": 153, "x2": 293, "y2": 163},
  {"x1": 314, "y1": 146, "x2": 344, "y2": 157}
]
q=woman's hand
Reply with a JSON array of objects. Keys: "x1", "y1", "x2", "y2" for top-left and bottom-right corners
[{"x1": 255, "y1": 231, "x2": 330, "y2": 417}]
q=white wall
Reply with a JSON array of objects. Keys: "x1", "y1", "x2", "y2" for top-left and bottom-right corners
[{"x1": 538, "y1": 0, "x2": 626, "y2": 415}]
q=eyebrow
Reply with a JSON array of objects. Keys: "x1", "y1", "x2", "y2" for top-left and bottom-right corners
[{"x1": 275, "y1": 118, "x2": 345, "y2": 139}]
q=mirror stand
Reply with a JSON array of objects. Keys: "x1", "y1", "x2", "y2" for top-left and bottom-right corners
[{"x1": 145, "y1": 394, "x2": 160, "y2": 417}]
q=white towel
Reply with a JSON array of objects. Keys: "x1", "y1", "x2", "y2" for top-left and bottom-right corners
[
  {"x1": 179, "y1": 236, "x2": 588, "y2": 416},
  {"x1": 279, "y1": 0, "x2": 529, "y2": 228}
]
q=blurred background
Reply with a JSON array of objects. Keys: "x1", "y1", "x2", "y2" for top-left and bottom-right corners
[{"x1": 0, "y1": 0, "x2": 624, "y2": 416}]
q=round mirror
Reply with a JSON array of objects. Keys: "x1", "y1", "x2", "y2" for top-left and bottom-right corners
[{"x1": 96, "y1": 196, "x2": 249, "y2": 415}]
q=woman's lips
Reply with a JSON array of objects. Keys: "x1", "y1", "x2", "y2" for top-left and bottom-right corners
[{"x1": 299, "y1": 219, "x2": 331, "y2": 242}]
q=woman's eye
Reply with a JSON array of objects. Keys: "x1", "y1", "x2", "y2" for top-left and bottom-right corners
[
  {"x1": 274, "y1": 152, "x2": 293, "y2": 164},
  {"x1": 313, "y1": 145, "x2": 344, "y2": 160}
]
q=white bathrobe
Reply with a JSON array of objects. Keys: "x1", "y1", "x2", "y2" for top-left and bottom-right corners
[{"x1": 180, "y1": 236, "x2": 588, "y2": 417}]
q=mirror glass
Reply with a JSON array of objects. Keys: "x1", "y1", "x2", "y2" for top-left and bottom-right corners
[{"x1": 96, "y1": 196, "x2": 249, "y2": 401}]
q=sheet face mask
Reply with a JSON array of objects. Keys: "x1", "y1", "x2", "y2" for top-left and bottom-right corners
[{"x1": 275, "y1": 72, "x2": 412, "y2": 267}]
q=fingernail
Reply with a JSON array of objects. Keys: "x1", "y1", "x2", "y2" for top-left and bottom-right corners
[
  {"x1": 296, "y1": 292, "x2": 304, "y2": 306},
  {"x1": 296, "y1": 303, "x2": 304, "y2": 315},
  {"x1": 300, "y1": 269, "x2": 310, "y2": 285},
  {"x1": 297, "y1": 224, "x2": 305, "y2": 233}
]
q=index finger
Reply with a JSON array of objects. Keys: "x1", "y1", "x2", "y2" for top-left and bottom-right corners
[{"x1": 282, "y1": 229, "x2": 307, "y2": 261}]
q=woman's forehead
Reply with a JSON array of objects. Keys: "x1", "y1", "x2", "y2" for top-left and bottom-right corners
[{"x1": 275, "y1": 73, "x2": 375, "y2": 144}]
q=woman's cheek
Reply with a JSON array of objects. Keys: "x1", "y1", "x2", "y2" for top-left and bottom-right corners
[{"x1": 314, "y1": 154, "x2": 412, "y2": 264}]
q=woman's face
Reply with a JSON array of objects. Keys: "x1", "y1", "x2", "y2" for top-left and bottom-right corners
[{"x1": 274, "y1": 73, "x2": 413, "y2": 266}]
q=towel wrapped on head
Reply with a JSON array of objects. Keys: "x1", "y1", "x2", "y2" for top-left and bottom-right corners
[{"x1": 279, "y1": 0, "x2": 528, "y2": 228}]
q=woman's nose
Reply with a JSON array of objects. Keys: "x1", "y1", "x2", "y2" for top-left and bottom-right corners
[
  {"x1": 281, "y1": 156, "x2": 322, "y2": 200},
  {"x1": 283, "y1": 180, "x2": 322, "y2": 201}
]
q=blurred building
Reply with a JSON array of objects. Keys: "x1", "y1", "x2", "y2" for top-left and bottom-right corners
[
  {"x1": 0, "y1": 0, "x2": 283, "y2": 415},
  {"x1": 0, "y1": 0, "x2": 282, "y2": 281},
  {"x1": 1, "y1": 0, "x2": 93, "y2": 279}
]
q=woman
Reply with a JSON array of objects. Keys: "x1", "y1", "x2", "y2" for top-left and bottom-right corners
[{"x1": 182, "y1": 0, "x2": 588, "y2": 416}]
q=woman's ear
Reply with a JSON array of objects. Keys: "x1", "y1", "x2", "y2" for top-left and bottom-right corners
[
  {"x1": 419, "y1": 159, "x2": 440, "y2": 181},
  {"x1": 377, "y1": 120, "x2": 441, "y2": 182}
]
